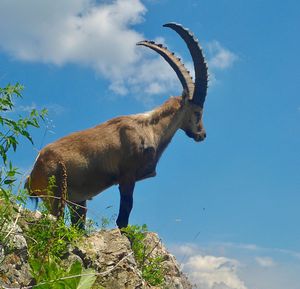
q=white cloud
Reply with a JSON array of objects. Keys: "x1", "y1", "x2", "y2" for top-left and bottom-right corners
[
  {"x1": 170, "y1": 242, "x2": 300, "y2": 289},
  {"x1": 172, "y1": 243, "x2": 200, "y2": 257},
  {"x1": 0, "y1": 1, "x2": 238, "y2": 103},
  {"x1": 170, "y1": 243, "x2": 247, "y2": 289},
  {"x1": 255, "y1": 256, "x2": 276, "y2": 268},
  {"x1": 0, "y1": 0, "x2": 145, "y2": 68},
  {"x1": 16, "y1": 102, "x2": 65, "y2": 116},
  {"x1": 0, "y1": 0, "x2": 180, "y2": 101},
  {"x1": 207, "y1": 41, "x2": 238, "y2": 70},
  {"x1": 184, "y1": 255, "x2": 247, "y2": 289}
]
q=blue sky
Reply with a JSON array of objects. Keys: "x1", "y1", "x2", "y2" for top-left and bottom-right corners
[{"x1": 0, "y1": 0, "x2": 299, "y2": 288}]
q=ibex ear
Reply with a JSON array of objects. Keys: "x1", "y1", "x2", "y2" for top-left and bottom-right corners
[
  {"x1": 182, "y1": 88, "x2": 188, "y2": 99},
  {"x1": 181, "y1": 89, "x2": 190, "y2": 105}
]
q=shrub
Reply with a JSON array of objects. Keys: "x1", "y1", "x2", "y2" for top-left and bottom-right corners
[{"x1": 0, "y1": 83, "x2": 96, "y2": 289}]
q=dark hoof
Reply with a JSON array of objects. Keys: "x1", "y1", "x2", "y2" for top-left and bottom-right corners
[{"x1": 116, "y1": 219, "x2": 128, "y2": 230}]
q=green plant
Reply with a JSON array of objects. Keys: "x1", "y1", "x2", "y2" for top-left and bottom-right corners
[
  {"x1": 83, "y1": 218, "x2": 97, "y2": 235},
  {"x1": 0, "y1": 83, "x2": 96, "y2": 289},
  {"x1": 24, "y1": 189, "x2": 98, "y2": 289},
  {"x1": 27, "y1": 211, "x2": 83, "y2": 260},
  {"x1": 0, "y1": 83, "x2": 46, "y2": 178},
  {"x1": 100, "y1": 212, "x2": 116, "y2": 230},
  {"x1": 122, "y1": 224, "x2": 165, "y2": 286},
  {"x1": 0, "y1": 82, "x2": 46, "y2": 245},
  {"x1": 25, "y1": 176, "x2": 98, "y2": 288},
  {"x1": 30, "y1": 258, "x2": 96, "y2": 289}
]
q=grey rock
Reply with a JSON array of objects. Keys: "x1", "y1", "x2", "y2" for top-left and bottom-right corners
[
  {"x1": 71, "y1": 229, "x2": 192, "y2": 289},
  {"x1": 0, "y1": 222, "x2": 32, "y2": 288},
  {"x1": 0, "y1": 244, "x2": 4, "y2": 263},
  {"x1": 73, "y1": 229, "x2": 148, "y2": 289},
  {"x1": 1, "y1": 219, "x2": 193, "y2": 289}
]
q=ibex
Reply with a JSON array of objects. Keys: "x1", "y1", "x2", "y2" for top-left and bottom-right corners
[{"x1": 26, "y1": 23, "x2": 209, "y2": 229}]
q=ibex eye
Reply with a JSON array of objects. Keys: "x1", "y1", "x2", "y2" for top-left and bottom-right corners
[{"x1": 195, "y1": 112, "x2": 201, "y2": 121}]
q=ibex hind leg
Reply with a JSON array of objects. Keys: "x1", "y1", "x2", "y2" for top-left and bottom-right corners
[
  {"x1": 68, "y1": 200, "x2": 87, "y2": 230},
  {"x1": 46, "y1": 176, "x2": 66, "y2": 219}
]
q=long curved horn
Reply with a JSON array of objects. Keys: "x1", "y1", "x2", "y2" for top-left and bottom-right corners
[
  {"x1": 163, "y1": 23, "x2": 208, "y2": 107},
  {"x1": 137, "y1": 40, "x2": 194, "y2": 99}
]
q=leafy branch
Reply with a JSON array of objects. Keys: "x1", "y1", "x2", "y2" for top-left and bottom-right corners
[{"x1": 0, "y1": 83, "x2": 47, "y2": 191}]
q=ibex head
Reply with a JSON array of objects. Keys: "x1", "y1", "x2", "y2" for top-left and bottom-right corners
[
  {"x1": 138, "y1": 22, "x2": 208, "y2": 142},
  {"x1": 180, "y1": 101, "x2": 206, "y2": 142}
]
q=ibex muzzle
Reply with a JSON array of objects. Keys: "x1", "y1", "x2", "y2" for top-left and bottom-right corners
[{"x1": 25, "y1": 23, "x2": 209, "y2": 229}]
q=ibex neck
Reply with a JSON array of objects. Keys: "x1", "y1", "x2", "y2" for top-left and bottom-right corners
[{"x1": 147, "y1": 96, "x2": 184, "y2": 149}]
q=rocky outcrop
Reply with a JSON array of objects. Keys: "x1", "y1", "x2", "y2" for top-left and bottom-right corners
[
  {"x1": 0, "y1": 222, "x2": 192, "y2": 289},
  {"x1": 0, "y1": 222, "x2": 32, "y2": 288},
  {"x1": 143, "y1": 233, "x2": 192, "y2": 289}
]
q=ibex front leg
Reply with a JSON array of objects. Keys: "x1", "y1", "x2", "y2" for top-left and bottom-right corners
[{"x1": 116, "y1": 181, "x2": 135, "y2": 228}]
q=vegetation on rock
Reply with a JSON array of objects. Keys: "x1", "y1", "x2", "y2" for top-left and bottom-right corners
[{"x1": 122, "y1": 225, "x2": 165, "y2": 286}]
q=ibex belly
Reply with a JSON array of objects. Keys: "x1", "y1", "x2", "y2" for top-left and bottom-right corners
[{"x1": 66, "y1": 160, "x2": 120, "y2": 202}]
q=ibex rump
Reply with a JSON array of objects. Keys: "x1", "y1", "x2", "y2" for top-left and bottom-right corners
[{"x1": 26, "y1": 23, "x2": 209, "y2": 229}]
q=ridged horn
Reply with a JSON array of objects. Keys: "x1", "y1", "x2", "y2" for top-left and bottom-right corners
[
  {"x1": 163, "y1": 22, "x2": 208, "y2": 107},
  {"x1": 137, "y1": 40, "x2": 194, "y2": 99}
]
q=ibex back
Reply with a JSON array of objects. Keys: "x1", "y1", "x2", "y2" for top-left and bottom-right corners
[{"x1": 25, "y1": 23, "x2": 209, "y2": 229}]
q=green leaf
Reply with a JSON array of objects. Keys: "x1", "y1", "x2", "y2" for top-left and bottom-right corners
[
  {"x1": 63, "y1": 261, "x2": 82, "y2": 289},
  {"x1": 4, "y1": 179, "x2": 16, "y2": 185},
  {"x1": 29, "y1": 258, "x2": 43, "y2": 281},
  {"x1": 76, "y1": 268, "x2": 97, "y2": 289},
  {"x1": 52, "y1": 283, "x2": 65, "y2": 289},
  {"x1": 6, "y1": 170, "x2": 16, "y2": 177}
]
